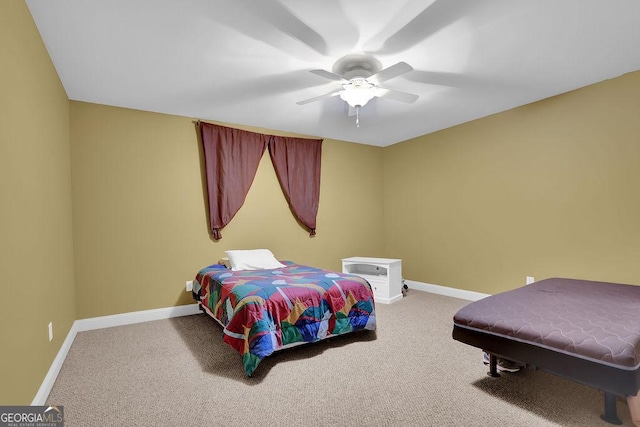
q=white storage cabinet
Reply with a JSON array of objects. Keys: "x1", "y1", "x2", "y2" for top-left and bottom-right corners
[{"x1": 341, "y1": 257, "x2": 402, "y2": 304}]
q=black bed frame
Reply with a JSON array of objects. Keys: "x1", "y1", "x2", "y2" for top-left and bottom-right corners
[{"x1": 453, "y1": 324, "x2": 640, "y2": 425}]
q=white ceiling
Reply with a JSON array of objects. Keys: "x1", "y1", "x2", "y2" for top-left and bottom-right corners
[{"x1": 26, "y1": 0, "x2": 640, "y2": 147}]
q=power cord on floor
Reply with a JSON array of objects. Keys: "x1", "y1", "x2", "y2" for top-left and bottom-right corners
[{"x1": 401, "y1": 277, "x2": 409, "y2": 296}]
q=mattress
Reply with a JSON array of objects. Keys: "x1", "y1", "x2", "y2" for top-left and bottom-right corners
[{"x1": 453, "y1": 278, "x2": 640, "y2": 370}]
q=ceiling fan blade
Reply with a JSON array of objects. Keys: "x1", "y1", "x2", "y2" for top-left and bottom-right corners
[
  {"x1": 373, "y1": 87, "x2": 419, "y2": 103},
  {"x1": 310, "y1": 69, "x2": 350, "y2": 83},
  {"x1": 368, "y1": 61, "x2": 414, "y2": 85},
  {"x1": 364, "y1": 1, "x2": 485, "y2": 55},
  {"x1": 296, "y1": 89, "x2": 343, "y2": 105},
  {"x1": 209, "y1": 3, "x2": 329, "y2": 59}
]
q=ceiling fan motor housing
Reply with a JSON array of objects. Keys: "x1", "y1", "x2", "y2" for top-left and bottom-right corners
[
  {"x1": 343, "y1": 67, "x2": 373, "y2": 80},
  {"x1": 333, "y1": 53, "x2": 381, "y2": 78}
]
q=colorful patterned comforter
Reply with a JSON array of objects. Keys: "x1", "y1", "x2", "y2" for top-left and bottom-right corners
[{"x1": 193, "y1": 261, "x2": 376, "y2": 376}]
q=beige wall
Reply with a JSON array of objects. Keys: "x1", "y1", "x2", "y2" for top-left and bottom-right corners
[
  {"x1": 0, "y1": 2, "x2": 76, "y2": 404},
  {"x1": 383, "y1": 71, "x2": 640, "y2": 294},
  {"x1": 70, "y1": 102, "x2": 385, "y2": 319}
]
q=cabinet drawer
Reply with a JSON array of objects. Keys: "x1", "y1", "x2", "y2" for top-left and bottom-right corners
[
  {"x1": 363, "y1": 277, "x2": 387, "y2": 296},
  {"x1": 352, "y1": 274, "x2": 385, "y2": 287},
  {"x1": 365, "y1": 276, "x2": 387, "y2": 287}
]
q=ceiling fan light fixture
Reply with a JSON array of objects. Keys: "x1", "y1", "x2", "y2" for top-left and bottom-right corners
[{"x1": 340, "y1": 78, "x2": 375, "y2": 108}]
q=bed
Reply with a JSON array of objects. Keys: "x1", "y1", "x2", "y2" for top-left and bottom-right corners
[
  {"x1": 192, "y1": 251, "x2": 376, "y2": 376},
  {"x1": 452, "y1": 277, "x2": 640, "y2": 425}
]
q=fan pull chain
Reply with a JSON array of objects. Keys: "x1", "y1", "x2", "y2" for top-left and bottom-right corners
[{"x1": 356, "y1": 106, "x2": 360, "y2": 128}]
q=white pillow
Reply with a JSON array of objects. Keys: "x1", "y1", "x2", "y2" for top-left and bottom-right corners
[{"x1": 224, "y1": 249, "x2": 286, "y2": 271}]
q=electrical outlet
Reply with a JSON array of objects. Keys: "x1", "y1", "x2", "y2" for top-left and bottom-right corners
[
  {"x1": 526, "y1": 276, "x2": 535, "y2": 285},
  {"x1": 186, "y1": 281, "x2": 193, "y2": 292},
  {"x1": 48, "y1": 322, "x2": 53, "y2": 342}
]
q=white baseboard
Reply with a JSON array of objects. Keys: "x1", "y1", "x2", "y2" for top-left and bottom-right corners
[
  {"x1": 32, "y1": 303, "x2": 201, "y2": 405},
  {"x1": 31, "y1": 321, "x2": 79, "y2": 406},
  {"x1": 75, "y1": 303, "x2": 201, "y2": 332},
  {"x1": 405, "y1": 279, "x2": 490, "y2": 301},
  {"x1": 375, "y1": 293, "x2": 404, "y2": 304}
]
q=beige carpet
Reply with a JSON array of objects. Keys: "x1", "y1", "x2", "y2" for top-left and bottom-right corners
[{"x1": 47, "y1": 290, "x2": 635, "y2": 426}]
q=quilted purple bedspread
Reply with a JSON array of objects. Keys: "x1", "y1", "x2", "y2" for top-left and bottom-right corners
[
  {"x1": 193, "y1": 261, "x2": 376, "y2": 376},
  {"x1": 453, "y1": 278, "x2": 640, "y2": 369}
]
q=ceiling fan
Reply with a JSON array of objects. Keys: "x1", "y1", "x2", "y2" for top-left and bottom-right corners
[{"x1": 297, "y1": 59, "x2": 419, "y2": 127}]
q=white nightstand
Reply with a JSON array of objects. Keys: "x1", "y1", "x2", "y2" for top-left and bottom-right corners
[{"x1": 342, "y1": 257, "x2": 403, "y2": 304}]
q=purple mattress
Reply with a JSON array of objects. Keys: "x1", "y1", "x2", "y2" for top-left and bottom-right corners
[{"x1": 453, "y1": 278, "x2": 640, "y2": 370}]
